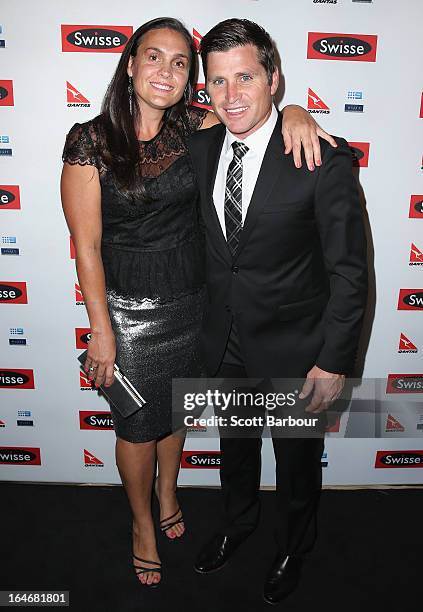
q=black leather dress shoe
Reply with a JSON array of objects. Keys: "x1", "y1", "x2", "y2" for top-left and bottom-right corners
[
  {"x1": 263, "y1": 553, "x2": 303, "y2": 605},
  {"x1": 194, "y1": 533, "x2": 246, "y2": 574}
]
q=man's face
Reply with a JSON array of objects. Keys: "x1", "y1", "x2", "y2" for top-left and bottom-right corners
[{"x1": 206, "y1": 44, "x2": 278, "y2": 139}]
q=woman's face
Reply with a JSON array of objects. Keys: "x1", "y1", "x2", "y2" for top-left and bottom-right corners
[{"x1": 127, "y1": 28, "x2": 191, "y2": 113}]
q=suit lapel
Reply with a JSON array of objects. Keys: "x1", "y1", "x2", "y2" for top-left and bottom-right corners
[
  {"x1": 203, "y1": 126, "x2": 232, "y2": 263},
  {"x1": 234, "y1": 116, "x2": 284, "y2": 261}
]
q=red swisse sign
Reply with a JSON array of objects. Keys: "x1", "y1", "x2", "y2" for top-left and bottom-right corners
[
  {"x1": 397, "y1": 289, "x2": 423, "y2": 310},
  {"x1": 75, "y1": 328, "x2": 91, "y2": 348},
  {"x1": 307, "y1": 33, "x2": 378, "y2": 62},
  {"x1": 348, "y1": 142, "x2": 370, "y2": 167},
  {"x1": 80, "y1": 411, "x2": 114, "y2": 430},
  {"x1": 0, "y1": 282, "x2": 27, "y2": 304},
  {"x1": 181, "y1": 450, "x2": 222, "y2": 468},
  {"x1": 70, "y1": 236, "x2": 76, "y2": 259},
  {"x1": 193, "y1": 84, "x2": 212, "y2": 110},
  {"x1": 61, "y1": 25, "x2": 133, "y2": 53},
  {"x1": 0, "y1": 185, "x2": 20, "y2": 209},
  {"x1": 0, "y1": 369, "x2": 35, "y2": 389},
  {"x1": 375, "y1": 450, "x2": 423, "y2": 468},
  {"x1": 409, "y1": 195, "x2": 423, "y2": 219},
  {"x1": 0, "y1": 446, "x2": 41, "y2": 465},
  {"x1": 386, "y1": 374, "x2": 423, "y2": 394},
  {"x1": 0, "y1": 80, "x2": 14, "y2": 106}
]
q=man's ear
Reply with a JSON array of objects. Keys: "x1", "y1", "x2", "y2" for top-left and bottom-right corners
[
  {"x1": 270, "y1": 67, "x2": 279, "y2": 96},
  {"x1": 127, "y1": 56, "x2": 133, "y2": 78}
]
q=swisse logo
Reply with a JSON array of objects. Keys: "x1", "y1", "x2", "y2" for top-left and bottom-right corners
[
  {"x1": 0, "y1": 282, "x2": 27, "y2": 303},
  {"x1": 75, "y1": 327, "x2": 91, "y2": 348},
  {"x1": 0, "y1": 369, "x2": 35, "y2": 389},
  {"x1": 0, "y1": 446, "x2": 41, "y2": 465},
  {"x1": 0, "y1": 80, "x2": 14, "y2": 106},
  {"x1": 348, "y1": 142, "x2": 370, "y2": 167},
  {"x1": 181, "y1": 450, "x2": 222, "y2": 469},
  {"x1": 409, "y1": 195, "x2": 423, "y2": 219},
  {"x1": 193, "y1": 84, "x2": 212, "y2": 111},
  {"x1": 375, "y1": 451, "x2": 423, "y2": 468},
  {"x1": 397, "y1": 289, "x2": 423, "y2": 310},
  {"x1": 79, "y1": 411, "x2": 114, "y2": 430},
  {"x1": 0, "y1": 186, "x2": 20, "y2": 209},
  {"x1": 386, "y1": 374, "x2": 423, "y2": 394},
  {"x1": 307, "y1": 33, "x2": 378, "y2": 62},
  {"x1": 61, "y1": 25, "x2": 133, "y2": 53}
]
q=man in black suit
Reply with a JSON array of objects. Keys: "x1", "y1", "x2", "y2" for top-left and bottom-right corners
[{"x1": 188, "y1": 19, "x2": 368, "y2": 604}]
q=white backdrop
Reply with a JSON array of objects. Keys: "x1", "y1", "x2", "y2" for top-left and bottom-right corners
[{"x1": 1, "y1": 0, "x2": 422, "y2": 485}]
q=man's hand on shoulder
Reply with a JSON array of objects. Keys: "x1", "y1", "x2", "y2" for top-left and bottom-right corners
[{"x1": 299, "y1": 365, "x2": 345, "y2": 413}]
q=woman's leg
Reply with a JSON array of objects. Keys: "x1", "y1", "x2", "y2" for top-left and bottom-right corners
[
  {"x1": 156, "y1": 431, "x2": 186, "y2": 538},
  {"x1": 115, "y1": 436, "x2": 160, "y2": 585}
]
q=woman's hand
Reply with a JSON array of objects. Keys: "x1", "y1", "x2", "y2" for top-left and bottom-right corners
[
  {"x1": 281, "y1": 104, "x2": 337, "y2": 171},
  {"x1": 84, "y1": 328, "x2": 116, "y2": 388}
]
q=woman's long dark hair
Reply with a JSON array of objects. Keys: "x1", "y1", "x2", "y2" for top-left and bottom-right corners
[{"x1": 100, "y1": 17, "x2": 197, "y2": 198}]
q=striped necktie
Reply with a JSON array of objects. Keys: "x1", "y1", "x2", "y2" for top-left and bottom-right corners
[{"x1": 224, "y1": 141, "x2": 249, "y2": 255}]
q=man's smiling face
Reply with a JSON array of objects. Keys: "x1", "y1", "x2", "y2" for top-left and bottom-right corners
[{"x1": 206, "y1": 44, "x2": 278, "y2": 139}]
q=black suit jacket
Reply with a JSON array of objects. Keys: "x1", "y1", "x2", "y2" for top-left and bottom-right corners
[{"x1": 188, "y1": 114, "x2": 368, "y2": 378}]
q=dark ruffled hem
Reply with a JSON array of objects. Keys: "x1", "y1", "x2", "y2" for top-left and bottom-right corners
[{"x1": 101, "y1": 235, "x2": 205, "y2": 302}]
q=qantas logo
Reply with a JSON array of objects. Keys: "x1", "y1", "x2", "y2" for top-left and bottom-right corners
[
  {"x1": 79, "y1": 411, "x2": 114, "y2": 430},
  {"x1": 193, "y1": 84, "x2": 212, "y2": 110},
  {"x1": 0, "y1": 80, "x2": 14, "y2": 106},
  {"x1": 420, "y1": 92, "x2": 423, "y2": 118},
  {"x1": 75, "y1": 328, "x2": 91, "y2": 348},
  {"x1": 80, "y1": 369, "x2": 95, "y2": 390},
  {"x1": 181, "y1": 451, "x2": 222, "y2": 469},
  {"x1": 398, "y1": 333, "x2": 418, "y2": 353},
  {"x1": 0, "y1": 369, "x2": 35, "y2": 389},
  {"x1": 386, "y1": 374, "x2": 423, "y2": 394},
  {"x1": 397, "y1": 289, "x2": 423, "y2": 310},
  {"x1": 385, "y1": 414, "x2": 405, "y2": 432},
  {"x1": 307, "y1": 32, "x2": 378, "y2": 62},
  {"x1": 84, "y1": 449, "x2": 104, "y2": 466},
  {"x1": 61, "y1": 25, "x2": 133, "y2": 53},
  {"x1": 0, "y1": 186, "x2": 20, "y2": 210},
  {"x1": 307, "y1": 88, "x2": 330, "y2": 114},
  {"x1": 75, "y1": 283, "x2": 84, "y2": 305},
  {"x1": 0, "y1": 282, "x2": 27, "y2": 303},
  {"x1": 66, "y1": 82, "x2": 90, "y2": 107},
  {"x1": 0, "y1": 446, "x2": 41, "y2": 465},
  {"x1": 409, "y1": 196, "x2": 423, "y2": 219},
  {"x1": 192, "y1": 28, "x2": 202, "y2": 52},
  {"x1": 410, "y1": 243, "x2": 423, "y2": 266},
  {"x1": 375, "y1": 450, "x2": 423, "y2": 468},
  {"x1": 348, "y1": 142, "x2": 370, "y2": 167}
]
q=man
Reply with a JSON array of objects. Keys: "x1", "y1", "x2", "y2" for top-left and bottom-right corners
[{"x1": 188, "y1": 19, "x2": 368, "y2": 604}]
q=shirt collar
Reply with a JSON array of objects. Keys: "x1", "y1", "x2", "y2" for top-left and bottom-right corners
[{"x1": 224, "y1": 104, "x2": 278, "y2": 157}]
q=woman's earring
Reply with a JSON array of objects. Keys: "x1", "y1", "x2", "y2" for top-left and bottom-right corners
[{"x1": 128, "y1": 76, "x2": 134, "y2": 116}]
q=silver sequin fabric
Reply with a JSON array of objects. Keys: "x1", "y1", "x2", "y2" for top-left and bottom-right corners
[{"x1": 106, "y1": 288, "x2": 205, "y2": 442}]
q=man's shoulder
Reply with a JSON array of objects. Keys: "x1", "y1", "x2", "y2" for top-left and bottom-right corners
[
  {"x1": 320, "y1": 134, "x2": 350, "y2": 158},
  {"x1": 189, "y1": 122, "x2": 225, "y2": 147}
]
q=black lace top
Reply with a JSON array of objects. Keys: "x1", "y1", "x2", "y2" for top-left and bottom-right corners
[{"x1": 62, "y1": 107, "x2": 207, "y2": 301}]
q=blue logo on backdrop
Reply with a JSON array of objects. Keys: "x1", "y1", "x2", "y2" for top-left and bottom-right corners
[
  {"x1": 17, "y1": 410, "x2": 31, "y2": 417},
  {"x1": 10, "y1": 328, "x2": 24, "y2": 335}
]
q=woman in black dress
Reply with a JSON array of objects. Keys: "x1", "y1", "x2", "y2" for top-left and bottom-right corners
[{"x1": 61, "y1": 17, "x2": 334, "y2": 587}]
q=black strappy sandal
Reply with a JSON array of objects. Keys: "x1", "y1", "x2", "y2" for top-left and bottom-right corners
[
  {"x1": 132, "y1": 553, "x2": 162, "y2": 587},
  {"x1": 159, "y1": 508, "x2": 185, "y2": 538}
]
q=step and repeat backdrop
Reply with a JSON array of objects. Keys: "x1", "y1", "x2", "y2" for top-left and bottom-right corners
[{"x1": 1, "y1": 0, "x2": 422, "y2": 485}]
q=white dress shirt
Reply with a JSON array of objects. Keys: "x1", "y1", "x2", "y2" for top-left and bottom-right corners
[{"x1": 213, "y1": 104, "x2": 278, "y2": 238}]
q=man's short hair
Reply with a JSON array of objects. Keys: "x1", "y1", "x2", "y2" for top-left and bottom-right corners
[{"x1": 200, "y1": 18, "x2": 276, "y2": 85}]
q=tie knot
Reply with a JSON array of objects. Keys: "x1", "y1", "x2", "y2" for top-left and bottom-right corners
[{"x1": 232, "y1": 141, "x2": 249, "y2": 160}]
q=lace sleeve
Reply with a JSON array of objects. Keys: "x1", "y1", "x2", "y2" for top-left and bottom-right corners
[
  {"x1": 186, "y1": 106, "x2": 208, "y2": 133},
  {"x1": 62, "y1": 120, "x2": 101, "y2": 169}
]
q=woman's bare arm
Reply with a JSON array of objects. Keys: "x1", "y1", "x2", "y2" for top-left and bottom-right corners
[{"x1": 61, "y1": 163, "x2": 115, "y2": 387}]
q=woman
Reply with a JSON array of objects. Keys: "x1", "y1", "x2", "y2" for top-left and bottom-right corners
[{"x1": 61, "y1": 17, "x2": 335, "y2": 587}]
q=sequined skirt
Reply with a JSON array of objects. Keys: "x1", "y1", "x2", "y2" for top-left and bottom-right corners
[{"x1": 106, "y1": 287, "x2": 205, "y2": 443}]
